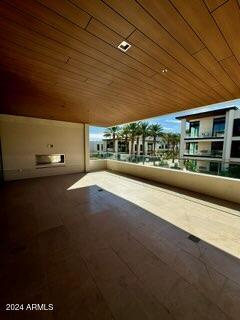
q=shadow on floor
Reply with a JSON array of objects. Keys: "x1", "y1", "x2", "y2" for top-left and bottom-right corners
[{"x1": 0, "y1": 172, "x2": 240, "y2": 320}]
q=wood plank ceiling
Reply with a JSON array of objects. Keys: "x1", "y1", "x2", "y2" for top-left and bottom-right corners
[{"x1": 0, "y1": 0, "x2": 240, "y2": 126}]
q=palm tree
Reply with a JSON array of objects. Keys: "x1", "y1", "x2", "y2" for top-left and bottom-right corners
[
  {"x1": 163, "y1": 132, "x2": 180, "y2": 163},
  {"x1": 138, "y1": 121, "x2": 150, "y2": 156},
  {"x1": 103, "y1": 126, "x2": 120, "y2": 153},
  {"x1": 149, "y1": 124, "x2": 164, "y2": 155},
  {"x1": 126, "y1": 122, "x2": 139, "y2": 155},
  {"x1": 170, "y1": 133, "x2": 180, "y2": 163},
  {"x1": 120, "y1": 125, "x2": 130, "y2": 153}
]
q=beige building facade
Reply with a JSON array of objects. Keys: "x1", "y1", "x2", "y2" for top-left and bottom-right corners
[{"x1": 177, "y1": 107, "x2": 240, "y2": 173}]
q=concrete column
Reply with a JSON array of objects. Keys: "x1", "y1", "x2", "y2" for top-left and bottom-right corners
[
  {"x1": 180, "y1": 119, "x2": 186, "y2": 159},
  {"x1": 128, "y1": 141, "x2": 131, "y2": 154},
  {"x1": 114, "y1": 139, "x2": 118, "y2": 153},
  {"x1": 179, "y1": 159, "x2": 185, "y2": 169},
  {"x1": 103, "y1": 140, "x2": 107, "y2": 152},
  {"x1": 137, "y1": 142, "x2": 141, "y2": 155},
  {"x1": 84, "y1": 124, "x2": 90, "y2": 173},
  {"x1": 133, "y1": 141, "x2": 136, "y2": 154},
  {"x1": 222, "y1": 110, "x2": 234, "y2": 169},
  {"x1": 144, "y1": 142, "x2": 148, "y2": 155}
]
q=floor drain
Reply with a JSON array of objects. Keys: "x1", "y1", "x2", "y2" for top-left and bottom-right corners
[{"x1": 188, "y1": 234, "x2": 200, "y2": 243}]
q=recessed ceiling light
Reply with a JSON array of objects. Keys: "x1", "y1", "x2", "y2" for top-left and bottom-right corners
[
  {"x1": 162, "y1": 68, "x2": 168, "y2": 73},
  {"x1": 118, "y1": 41, "x2": 131, "y2": 52}
]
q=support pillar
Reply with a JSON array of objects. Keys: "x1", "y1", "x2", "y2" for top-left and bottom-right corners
[
  {"x1": 84, "y1": 124, "x2": 90, "y2": 173},
  {"x1": 144, "y1": 142, "x2": 148, "y2": 155},
  {"x1": 180, "y1": 119, "x2": 186, "y2": 159},
  {"x1": 114, "y1": 139, "x2": 118, "y2": 153},
  {"x1": 222, "y1": 109, "x2": 234, "y2": 170},
  {"x1": 137, "y1": 142, "x2": 141, "y2": 155},
  {"x1": 128, "y1": 141, "x2": 131, "y2": 155}
]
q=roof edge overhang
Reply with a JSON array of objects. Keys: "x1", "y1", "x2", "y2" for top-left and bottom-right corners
[{"x1": 176, "y1": 106, "x2": 238, "y2": 121}]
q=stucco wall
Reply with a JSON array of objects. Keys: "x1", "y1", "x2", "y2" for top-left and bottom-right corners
[
  {"x1": 198, "y1": 141, "x2": 211, "y2": 152},
  {"x1": 107, "y1": 159, "x2": 240, "y2": 204},
  {"x1": 89, "y1": 159, "x2": 107, "y2": 171},
  {"x1": 0, "y1": 115, "x2": 85, "y2": 181},
  {"x1": 198, "y1": 117, "x2": 213, "y2": 136}
]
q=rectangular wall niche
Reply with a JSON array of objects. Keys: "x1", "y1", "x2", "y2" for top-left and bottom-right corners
[{"x1": 35, "y1": 154, "x2": 65, "y2": 168}]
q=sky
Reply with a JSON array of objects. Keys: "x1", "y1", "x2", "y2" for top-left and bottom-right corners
[{"x1": 90, "y1": 98, "x2": 240, "y2": 141}]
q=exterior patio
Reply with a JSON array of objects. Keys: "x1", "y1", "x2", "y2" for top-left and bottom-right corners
[
  {"x1": 1, "y1": 171, "x2": 240, "y2": 320},
  {"x1": 1, "y1": 1, "x2": 240, "y2": 319}
]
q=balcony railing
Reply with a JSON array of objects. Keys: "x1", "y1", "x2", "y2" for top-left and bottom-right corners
[
  {"x1": 185, "y1": 131, "x2": 224, "y2": 139},
  {"x1": 184, "y1": 150, "x2": 223, "y2": 158},
  {"x1": 90, "y1": 152, "x2": 181, "y2": 169},
  {"x1": 90, "y1": 152, "x2": 240, "y2": 179}
]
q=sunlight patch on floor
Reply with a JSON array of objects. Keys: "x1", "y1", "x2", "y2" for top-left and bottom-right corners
[{"x1": 67, "y1": 170, "x2": 240, "y2": 258}]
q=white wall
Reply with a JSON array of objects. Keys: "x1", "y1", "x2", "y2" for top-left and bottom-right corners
[
  {"x1": 90, "y1": 141, "x2": 103, "y2": 153},
  {"x1": 234, "y1": 109, "x2": 240, "y2": 118},
  {"x1": 0, "y1": 115, "x2": 85, "y2": 181},
  {"x1": 198, "y1": 117, "x2": 213, "y2": 136},
  {"x1": 198, "y1": 141, "x2": 211, "y2": 152},
  {"x1": 189, "y1": 115, "x2": 226, "y2": 137},
  {"x1": 89, "y1": 159, "x2": 107, "y2": 171}
]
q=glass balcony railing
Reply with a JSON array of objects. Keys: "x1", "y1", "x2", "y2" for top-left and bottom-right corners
[
  {"x1": 90, "y1": 152, "x2": 116, "y2": 160},
  {"x1": 185, "y1": 131, "x2": 224, "y2": 139},
  {"x1": 184, "y1": 150, "x2": 223, "y2": 158},
  {"x1": 212, "y1": 131, "x2": 225, "y2": 137},
  {"x1": 90, "y1": 152, "x2": 181, "y2": 169},
  {"x1": 89, "y1": 152, "x2": 240, "y2": 179}
]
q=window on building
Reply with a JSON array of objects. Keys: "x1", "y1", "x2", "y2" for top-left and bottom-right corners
[
  {"x1": 148, "y1": 143, "x2": 153, "y2": 151},
  {"x1": 211, "y1": 141, "x2": 223, "y2": 156},
  {"x1": 209, "y1": 162, "x2": 221, "y2": 173},
  {"x1": 118, "y1": 141, "x2": 127, "y2": 152},
  {"x1": 97, "y1": 144, "x2": 100, "y2": 151},
  {"x1": 107, "y1": 142, "x2": 113, "y2": 149},
  {"x1": 231, "y1": 141, "x2": 240, "y2": 158},
  {"x1": 186, "y1": 142, "x2": 198, "y2": 154},
  {"x1": 212, "y1": 117, "x2": 225, "y2": 137},
  {"x1": 233, "y1": 119, "x2": 240, "y2": 136},
  {"x1": 228, "y1": 164, "x2": 240, "y2": 178},
  {"x1": 189, "y1": 121, "x2": 200, "y2": 137}
]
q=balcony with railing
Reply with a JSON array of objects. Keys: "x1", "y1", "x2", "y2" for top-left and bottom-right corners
[
  {"x1": 183, "y1": 149, "x2": 223, "y2": 158},
  {"x1": 185, "y1": 131, "x2": 225, "y2": 140}
]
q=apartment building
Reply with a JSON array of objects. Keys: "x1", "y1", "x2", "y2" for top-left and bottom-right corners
[
  {"x1": 177, "y1": 106, "x2": 240, "y2": 173},
  {"x1": 89, "y1": 140, "x2": 104, "y2": 153},
  {"x1": 102, "y1": 137, "x2": 169, "y2": 155}
]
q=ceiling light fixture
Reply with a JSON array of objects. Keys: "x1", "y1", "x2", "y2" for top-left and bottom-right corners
[{"x1": 118, "y1": 41, "x2": 131, "y2": 52}]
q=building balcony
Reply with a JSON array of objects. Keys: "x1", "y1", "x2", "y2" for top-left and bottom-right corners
[
  {"x1": 185, "y1": 131, "x2": 224, "y2": 140},
  {"x1": 183, "y1": 150, "x2": 223, "y2": 158}
]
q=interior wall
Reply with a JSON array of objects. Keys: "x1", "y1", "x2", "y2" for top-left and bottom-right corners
[{"x1": 0, "y1": 115, "x2": 85, "y2": 181}]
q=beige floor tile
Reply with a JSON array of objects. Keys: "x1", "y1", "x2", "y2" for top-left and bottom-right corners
[{"x1": 1, "y1": 171, "x2": 240, "y2": 320}]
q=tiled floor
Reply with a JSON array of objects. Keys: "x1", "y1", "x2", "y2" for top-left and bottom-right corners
[{"x1": 1, "y1": 170, "x2": 240, "y2": 320}]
